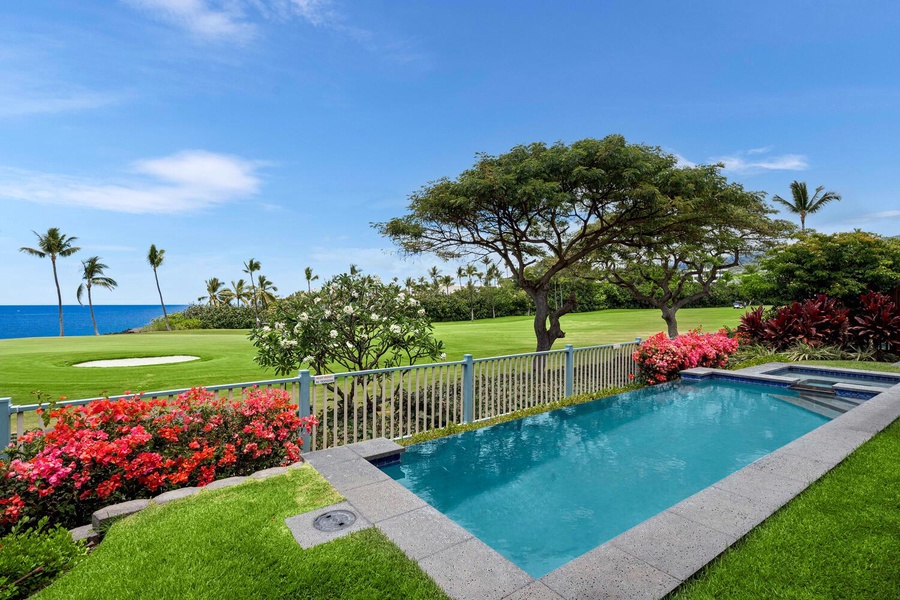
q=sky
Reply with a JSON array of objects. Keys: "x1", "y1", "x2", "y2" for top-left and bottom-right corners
[{"x1": 2, "y1": 0, "x2": 899, "y2": 305}]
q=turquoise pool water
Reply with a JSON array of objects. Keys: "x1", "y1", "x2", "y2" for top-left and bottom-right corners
[{"x1": 383, "y1": 380, "x2": 830, "y2": 578}]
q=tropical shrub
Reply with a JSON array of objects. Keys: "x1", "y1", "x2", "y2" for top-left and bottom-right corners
[
  {"x1": 143, "y1": 312, "x2": 201, "y2": 331},
  {"x1": 783, "y1": 343, "x2": 843, "y2": 362},
  {"x1": 759, "y1": 231, "x2": 900, "y2": 305},
  {"x1": 0, "y1": 517, "x2": 88, "y2": 600},
  {"x1": 0, "y1": 388, "x2": 316, "y2": 531},
  {"x1": 251, "y1": 270, "x2": 444, "y2": 375},
  {"x1": 738, "y1": 295, "x2": 849, "y2": 349},
  {"x1": 848, "y1": 291, "x2": 900, "y2": 360},
  {"x1": 181, "y1": 304, "x2": 257, "y2": 329},
  {"x1": 632, "y1": 331, "x2": 739, "y2": 385}
]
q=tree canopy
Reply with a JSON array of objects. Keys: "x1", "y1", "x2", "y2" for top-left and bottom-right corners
[
  {"x1": 760, "y1": 231, "x2": 900, "y2": 305},
  {"x1": 586, "y1": 164, "x2": 794, "y2": 336},
  {"x1": 378, "y1": 135, "x2": 726, "y2": 350}
]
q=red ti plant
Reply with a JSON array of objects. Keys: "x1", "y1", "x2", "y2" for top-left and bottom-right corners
[{"x1": 849, "y1": 291, "x2": 900, "y2": 360}]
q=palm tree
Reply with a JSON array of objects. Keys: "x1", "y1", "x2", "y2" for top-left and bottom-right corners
[
  {"x1": 304, "y1": 266, "x2": 318, "y2": 293},
  {"x1": 484, "y1": 263, "x2": 502, "y2": 318},
  {"x1": 428, "y1": 266, "x2": 441, "y2": 289},
  {"x1": 440, "y1": 275, "x2": 454, "y2": 294},
  {"x1": 243, "y1": 258, "x2": 261, "y2": 325},
  {"x1": 218, "y1": 288, "x2": 236, "y2": 306},
  {"x1": 464, "y1": 264, "x2": 481, "y2": 321},
  {"x1": 200, "y1": 277, "x2": 224, "y2": 305},
  {"x1": 255, "y1": 275, "x2": 278, "y2": 310},
  {"x1": 772, "y1": 181, "x2": 842, "y2": 232},
  {"x1": 76, "y1": 256, "x2": 118, "y2": 335},
  {"x1": 456, "y1": 266, "x2": 465, "y2": 288},
  {"x1": 230, "y1": 279, "x2": 249, "y2": 306},
  {"x1": 20, "y1": 228, "x2": 81, "y2": 336},
  {"x1": 147, "y1": 244, "x2": 171, "y2": 331}
]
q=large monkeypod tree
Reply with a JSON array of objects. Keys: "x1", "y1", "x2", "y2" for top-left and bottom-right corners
[{"x1": 377, "y1": 135, "x2": 694, "y2": 351}]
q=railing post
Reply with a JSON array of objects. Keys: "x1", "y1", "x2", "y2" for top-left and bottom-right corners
[
  {"x1": 635, "y1": 337, "x2": 642, "y2": 344},
  {"x1": 298, "y1": 371, "x2": 312, "y2": 451},
  {"x1": 0, "y1": 398, "x2": 11, "y2": 456},
  {"x1": 462, "y1": 354, "x2": 474, "y2": 424},
  {"x1": 564, "y1": 345, "x2": 574, "y2": 397}
]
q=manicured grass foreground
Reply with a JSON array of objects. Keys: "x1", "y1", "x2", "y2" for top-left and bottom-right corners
[
  {"x1": 672, "y1": 418, "x2": 900, "y2": 599},
  {"x1": 0, "y1": 307, "x2": 743, "y2": 404},
  {"x1": 37, "y1": 466, "x2": 448, "y2": 600}
]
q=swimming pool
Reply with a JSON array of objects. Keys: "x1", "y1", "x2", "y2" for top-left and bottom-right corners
[{"x1": 382, "y1": 380, "x2": 830, "y2": 578}]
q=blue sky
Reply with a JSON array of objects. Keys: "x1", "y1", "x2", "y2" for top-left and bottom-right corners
[{"x1": 2, "y1": 1, "x2": 899, "y2": 304}]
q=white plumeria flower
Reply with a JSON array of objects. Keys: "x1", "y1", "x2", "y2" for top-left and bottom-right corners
[
  {"x1": 417, "y1": 308, "x2": 426, "y2": 316},
  {"x1": 314, "y1": 297, "x2": 321, "y2": 304},
  {"x1": 397, "y1": 292, "x2": 406, "y2": 301},
  {"x1": 343, "y1": 305, "x2": 354, "y2": 315},
  {"x1": 302, "y1": 356, "x2": 314, "y2": 363},
  {"x1": 324, "y1": 309, "x2": 332, "y2": 318},
  {"x1": 298, "y1": 312, "x2": 309, "y2": 322},
  {"x1": 329, "y1": 329, "x2": 338, "y2": 338},
  {"x1": 389, "y1": 324, "x2": 402, "y2": 334},
  {"x1": 275, "y1": 322, "x2": 285, "y2": 330},
  {"x1": 440, "y1": 353, "x2": 447, "y2": 360},
  {"x1": 262, "y1": 325, "x2": 271, "y2": 332},
  {"x1": 370, "y1": 313, "x2": 379, "y2": 321}
]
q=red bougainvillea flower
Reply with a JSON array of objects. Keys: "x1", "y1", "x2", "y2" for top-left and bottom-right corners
[{"x1": 0, "y1": 386, "x2": 317, "y2": 532}]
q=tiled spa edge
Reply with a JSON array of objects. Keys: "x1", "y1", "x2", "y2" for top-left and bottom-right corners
[{"x1": 301, "y1": 372, "x2": 900, "y2": 600}]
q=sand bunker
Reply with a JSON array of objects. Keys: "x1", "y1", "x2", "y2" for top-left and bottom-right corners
[{"x1": 73, "y1": 356, "x2": 200, "y2": 368}]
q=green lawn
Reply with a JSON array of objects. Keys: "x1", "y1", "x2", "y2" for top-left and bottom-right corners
[
  {"x1": 0, "y1": 307, "x2": 743, "y2": 404},
  {"x1": 38, "y1": 466, "x2": 448, "y2": 600},
  {"x1": 672, "y1": 418, "x2": 900, "y2": 599}
]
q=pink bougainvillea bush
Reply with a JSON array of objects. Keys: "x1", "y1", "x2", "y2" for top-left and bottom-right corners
[
  {"x1": 0, "y1": 387, "x2": 316, "y2": 531},
  {"x1": 632, "y1": 330, "x2": 739, "y2": 385}
]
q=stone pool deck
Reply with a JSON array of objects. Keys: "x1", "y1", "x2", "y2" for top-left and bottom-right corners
[{"x1": 297, "y1": 368, "x2": 900, "y2": 600}]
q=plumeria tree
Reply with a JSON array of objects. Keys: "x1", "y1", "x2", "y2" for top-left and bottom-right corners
[{"x1": 251, "y1": 270, "x2": 445, "y2": 375}]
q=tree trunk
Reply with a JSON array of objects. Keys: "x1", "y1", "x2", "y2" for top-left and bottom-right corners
[
  {"x1": 88, "y1": 285, "x2": 99, "y2": 335},
  {"x1": 154, "y1": 268, "x2": 171, "y2": 331},
  {"x1": 800, "y1": 212, "x2": 806, "y2": 232},
  {"x1": 527, "y1": 286, "x2": 577, "y2": 351},
  {"x1": 661, "y1": 307, "x2": 679, "y2": 338},
  {"x1": 52, "y1": 256, "x2": 64, "y2": 336}
]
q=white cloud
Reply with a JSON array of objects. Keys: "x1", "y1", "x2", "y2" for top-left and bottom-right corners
[
  {"x1": 0, "y1": 150, "x2": 262, "y2": 214},
  {"x1": 125, "y1": 0, "x2": 255, "y2": 41},
  {"x1": 0, "y1": 90, "x2": 121, "y2": 118},
  {"x1": 0, "y1": 46, "x2": 124, "y2": 118},
  {"x1": 860, "y1": 210, "x2": 900, "y2": 221},
  {"x1": 746, "y1": 146, "x2": 773, "y2": 155},
  {"x1": 672, "y1": 148, "x2": 808, "y2": 173},
  {"x1": 288, "y1": 0, "x2": 334, "y2": 26},
  {"x1": 714, "y1": 153, "x2": 809, "y2": 173},
  {"x1": 672, "y1": 153, "x2": 697, "y2": 168},
  {"x1": 124, "y1": 0, "x2": 335, "y2": 41}
]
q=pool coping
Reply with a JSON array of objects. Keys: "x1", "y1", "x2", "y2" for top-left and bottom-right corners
[{"x1": 302, "y1": 364, "x2": 900, "y2": 600}]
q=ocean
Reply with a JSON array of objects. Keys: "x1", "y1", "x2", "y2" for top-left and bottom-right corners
[{"x1": 0, "y1": 305, "x2": 189, "y2": 340}]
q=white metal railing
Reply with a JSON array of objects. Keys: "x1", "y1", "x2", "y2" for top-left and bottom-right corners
[{"x1": 1, "y1": 339, "x2": 640, "y2": 452}]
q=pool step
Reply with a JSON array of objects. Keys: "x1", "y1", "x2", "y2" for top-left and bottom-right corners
[{"x1": 769, "y1": 394, "x2": 846, "y2": 419}]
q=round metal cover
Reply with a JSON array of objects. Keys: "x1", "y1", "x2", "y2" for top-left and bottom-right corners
[{"x1": 313, "y1": 510, "x2": 357, "y2": 532}]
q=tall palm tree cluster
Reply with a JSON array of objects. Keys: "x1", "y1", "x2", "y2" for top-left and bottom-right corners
[
  {"x1": 19, "y1": 228, "x2": 175, "y2": 336},
  {"x1": 199, "y1": 259, "x2": 278, "y2": 326}
]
